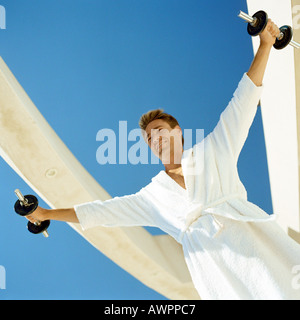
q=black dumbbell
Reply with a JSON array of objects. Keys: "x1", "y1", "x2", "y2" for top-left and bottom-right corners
[
  {"x1": 238, "y1": 10, "x2": 300, "y2": 50},
  {"x1": 14, "y1": 189, "x2": 50, "y2": 237}
]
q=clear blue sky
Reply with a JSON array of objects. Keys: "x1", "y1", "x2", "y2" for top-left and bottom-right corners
[{"x1": 0, "y1": 0, "x2": 272, "y2": 299}]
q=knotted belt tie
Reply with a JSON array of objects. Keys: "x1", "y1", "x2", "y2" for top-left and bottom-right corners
[{"x1": 179, "y1": 193, "x2": 276, "y2": 242}]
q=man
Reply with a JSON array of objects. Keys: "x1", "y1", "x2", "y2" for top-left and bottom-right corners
[{"x1": 26, "y1": 20, "x2": 300, "y2": 299}]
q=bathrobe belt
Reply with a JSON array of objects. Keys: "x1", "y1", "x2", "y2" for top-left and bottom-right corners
[{"x1": 179, "y1": 194, "x2": 276, "y2": 241}]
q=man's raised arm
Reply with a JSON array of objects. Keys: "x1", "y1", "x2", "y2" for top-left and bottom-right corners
[
  {"x1": 208, "y1": 18, "x2": 281, "y2": 164},
  {"x1": 247, "y1": 19, "x2": 280, "y2": 86}
]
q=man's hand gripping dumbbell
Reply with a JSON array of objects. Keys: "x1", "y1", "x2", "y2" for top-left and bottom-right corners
[
  {"x1": 14, "y1": 189, "x2": 79, "y2": 237},
  {"x1": 14, "y1": 189, "x2": 50, "y2": 237}
]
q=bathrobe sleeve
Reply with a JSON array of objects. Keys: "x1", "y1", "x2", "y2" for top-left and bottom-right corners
[
  {"x1": 74, "y1": 187, "x2": 158, "y2": 230},
  {"x1": 209, "y1": 73, "x2": 263, "y2": 164}
]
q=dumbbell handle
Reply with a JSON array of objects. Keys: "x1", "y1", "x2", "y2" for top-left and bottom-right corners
[
  {"x1": 238, "y1": 10, "x2": 300, "y2": 49},
  {"x1": 14, "y1": 189, "x2": 49, "y2": 238}
]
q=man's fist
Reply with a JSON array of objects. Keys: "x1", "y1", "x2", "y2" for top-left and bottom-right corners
[
  {"x1": 26, "y1": 206, "x2": 47, "y2": 224},
  {"x1": 259, "y1": 19, "x2": 280, "y2": 47}
]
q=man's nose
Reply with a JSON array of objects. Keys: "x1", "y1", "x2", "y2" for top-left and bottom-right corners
[{"x1": 152, "y1": 135, "x2": 161, "y2": 146}]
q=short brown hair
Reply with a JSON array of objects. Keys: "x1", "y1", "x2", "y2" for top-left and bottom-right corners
[
  {"x1": 139, "y1": 109, "x2": 180, "y2": 131},
  {"x1": 139, "y1": 109, "x2": 184, "y2": 145}
]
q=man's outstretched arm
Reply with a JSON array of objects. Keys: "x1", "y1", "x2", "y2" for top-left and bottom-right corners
[
  {"x1": 26, "y1": 207, "x2": 78, "y2": 224},
  {"x1": 247, "y1": 19, "x2": 280, "y2": 86},
  {"x1": 25, "y1": 190, "x2": 158, "y2": 229}
]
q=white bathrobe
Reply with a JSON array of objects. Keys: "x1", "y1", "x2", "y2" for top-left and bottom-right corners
[{"x1": 75, "y1": 73, "x2": 300, "y2": 300}]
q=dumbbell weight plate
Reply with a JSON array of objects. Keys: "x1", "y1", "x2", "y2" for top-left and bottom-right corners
[
  {"x1": 247, "y1": 10, "x2": 268, "y2": 36},
  {"x1": 274, "y1": 25, "x2": 293, "y2": 50},
  {"x1": 14, "y1": 195, "x2": 38, "y2": 217},
  {"x1": 27, "y1": 220, "x2": 51, "y2": 234}
]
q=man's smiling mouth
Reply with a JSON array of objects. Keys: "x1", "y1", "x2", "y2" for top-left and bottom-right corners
[{"x1": 156, "y1": 138, "x2": 169, "y2": 152}]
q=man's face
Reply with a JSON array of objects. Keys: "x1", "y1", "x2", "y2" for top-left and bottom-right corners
[{"x1": 144, "y1": 119, "x2": 183, "y2": 164}]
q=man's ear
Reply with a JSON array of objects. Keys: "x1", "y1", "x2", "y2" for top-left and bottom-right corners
[{"x1": 174, "y1": 125, "x2": 182, "y2": 134}]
